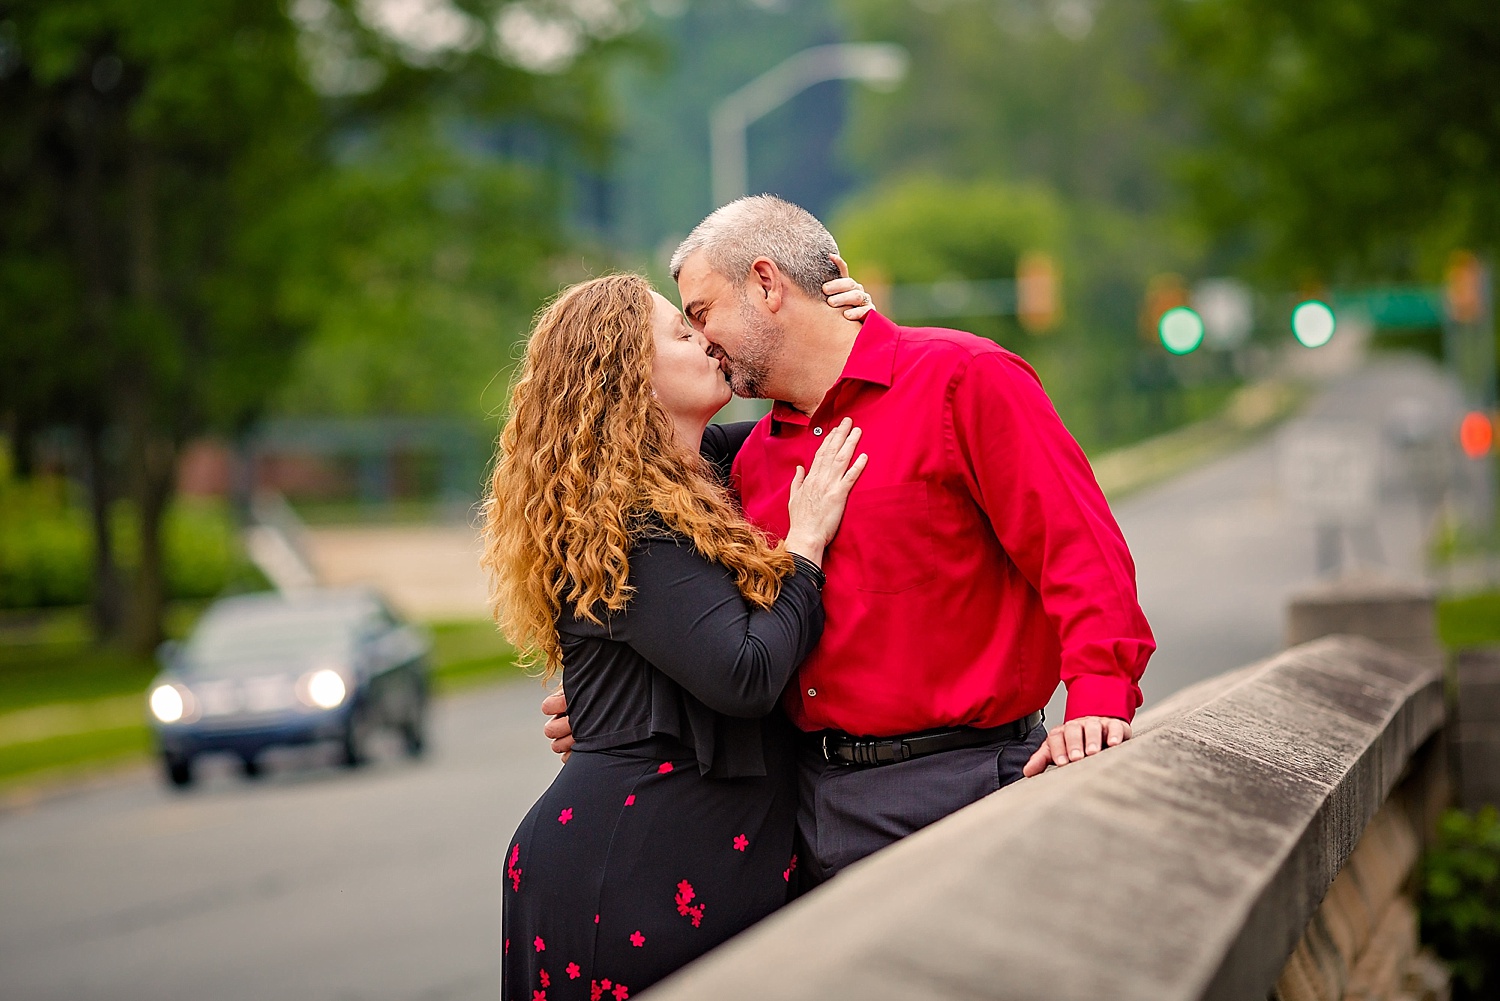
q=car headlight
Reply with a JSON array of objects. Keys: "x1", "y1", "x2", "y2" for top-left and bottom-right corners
[
  {"x1": 300, "y1": 669, "x2": 347, "y2": 710},
  {"x1": 150, "y1": 684, "x2": 186, "y2": 724}
]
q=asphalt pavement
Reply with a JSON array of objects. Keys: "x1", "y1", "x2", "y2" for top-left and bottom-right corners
[
  {"x1": 1045, "y1": 354, "x2": 1465, "y2": 722},
  {"x1": 0, "y1": 354, "x2": 1469, "y2": 1001},
  {"x1": 0, "y1": 684, "x2": 562, "y2": 1001}
]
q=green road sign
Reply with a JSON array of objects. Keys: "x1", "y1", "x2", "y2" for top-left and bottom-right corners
[{"x1": 1334, "y1": 286, "x2": 1444, "y2": 329}]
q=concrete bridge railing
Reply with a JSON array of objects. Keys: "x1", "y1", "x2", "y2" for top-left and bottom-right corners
[{"x1": 643, "y1": 584, "x2": 1450, "y2": 1001}]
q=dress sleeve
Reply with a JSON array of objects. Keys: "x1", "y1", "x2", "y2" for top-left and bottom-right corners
[
  {"x1": 948, "y1": 350, "x2": 1155, "y2": 722},
  {"x1": 611, "y1": 535, "x2": 823, "y2": 718},
  {"x1": 700, "y1": 421, "x2": 759, "y2": 483}
]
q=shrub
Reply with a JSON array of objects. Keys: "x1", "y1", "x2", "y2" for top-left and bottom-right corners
[
  {"x1": 1421, "y1": 806, "x2": 1500, "y2": 1000},
  {"x1": 0, "y1": 473, "x2": 249, "y2": 609},
  {"x1": 0, "y1": 477, "x2": 92, "y2": 608}
]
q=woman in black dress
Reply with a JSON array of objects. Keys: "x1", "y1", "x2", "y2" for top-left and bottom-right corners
[{"x1": 481, "y1": 273, "x2": 869, "y2": 1000}]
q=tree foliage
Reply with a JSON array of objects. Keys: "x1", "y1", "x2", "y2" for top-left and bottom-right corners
[
  {"x1": 0, "y1": 0, "x2": 632, "y2": 648},
  {"x1": 837, "y1": 0, "x2": 1198, "y2": 215},
  {"x1": 1160, "y1": 0, "x2": 1500, "y2": 279},
  {"x1": 833, "y1": 172, "x2": 1201, "y2": 450},
  {"x1": 270, "y1": 130, "x2": 562, "y2": 419},
  {"x1": 0, "y1": 0, "x2": 326, "y2": 651}
]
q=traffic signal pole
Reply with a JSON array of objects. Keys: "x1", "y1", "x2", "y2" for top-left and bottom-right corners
[{"x1": 1444, "y1": 252, "x2": 1497, "y2": 558}]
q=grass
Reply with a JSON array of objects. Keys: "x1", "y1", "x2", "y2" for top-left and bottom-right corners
[
  {"x1": 0, "y1": 725, "x2": 152, "y2": 784},
  {"x1": 0, "y1": 606, "x2": 192, "y2": 715},
  {"x1": 0, "y1": 606, "x2": 525, "y2": 790},
  {"x1": 1090, "y1": 379, "x2": 1308, "y2": 501},
  {"x1": 1437, "y1": 591, "x2": 1500, "y2": 650},
  {"x1": 427, "y1": 618, "x2": 526, "y2": 693}
]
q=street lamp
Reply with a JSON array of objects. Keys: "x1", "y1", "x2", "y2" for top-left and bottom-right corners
[{"x1": 709, "y1": 43, "x2": 908, "y2": 208}]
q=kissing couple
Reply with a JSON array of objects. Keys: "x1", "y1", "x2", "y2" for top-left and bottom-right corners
[{"x1": 482, "y1": 196, "x2": 1154, "y2": 999}]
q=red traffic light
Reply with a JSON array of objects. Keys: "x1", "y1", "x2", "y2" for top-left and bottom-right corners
[{"x1": 1460, "y1": 411, "x2": 1494, "y2": 459}]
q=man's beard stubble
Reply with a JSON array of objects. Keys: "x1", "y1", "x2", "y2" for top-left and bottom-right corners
[{"x1": 730, "y1": 295, "x2": 785, "y2": 401}]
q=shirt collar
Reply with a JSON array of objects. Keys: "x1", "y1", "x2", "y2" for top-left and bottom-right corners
[{"x1": 769, "y1": 311, "x2": 898, "y2": 430}]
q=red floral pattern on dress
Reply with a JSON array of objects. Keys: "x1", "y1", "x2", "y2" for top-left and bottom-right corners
[
  {"x1": 732, "y1": 834, "x2": 748, "y2": 852},
  {"x1": 613, "y1": 985, "x2": 629, "y2": 1000},
  {"x1": 657, "y1": 761, "x2": 673, "y2": 774},
  {"x1": 629, "y1": 930, "x2": 645, "y2": 948},
  {"x1": 504, "y1": 938, "x2": 509, "y2": 955},
  {"x1": 539, "y1": 969, "x2": 551, "y2": 988},
  {"x1": 507, "y1": 844, "x2": 523, "y2": 891},
  {"x1": 590, "y1": 981, "x2": 603, "y2": 1001},
  {"x1": 558, "y1": 807, "x2": 573, "y2": 825},
  {"x1": 674, "y1": 879, "x2": 706, "y2": 927},
  {"x1": 532, "y1": 991, "x2": 545, "y2": 1001},
  {"x1": 534, "y1": 936, "x2": 546, "y2": 952},
  {"x1": 623, "y1": 794, "x2": 635, "y2": 806},
  {"x1": 566, "y1": 963, "x2": 581, "y2": 980},
  {"x1": 783, "y1": 853, "x2": 799, "y2": 882}
]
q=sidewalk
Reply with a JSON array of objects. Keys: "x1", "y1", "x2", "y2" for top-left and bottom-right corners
[{"x1": 302, "y1": 523, "x2": 491, "y2": 621}]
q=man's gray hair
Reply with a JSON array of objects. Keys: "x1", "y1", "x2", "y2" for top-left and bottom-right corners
[{"x1": 669, "y1": 195, "x2": 840, "y2": 299}]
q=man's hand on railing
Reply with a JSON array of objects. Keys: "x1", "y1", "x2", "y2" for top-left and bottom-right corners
[
  {"x1": 1022, "y1": 715, "x2": 1132, "y2": 777},
  {"x1": 541, "y1": 690, "x2": 573, "y2": 763}
]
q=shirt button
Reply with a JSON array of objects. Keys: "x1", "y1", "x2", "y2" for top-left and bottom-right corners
[
  {"x1": 807, "y1": 688, "x2": 817, "y2": 697},
  {"x1": 812, "y1": 426, "x2": 823, "y2": 436}
]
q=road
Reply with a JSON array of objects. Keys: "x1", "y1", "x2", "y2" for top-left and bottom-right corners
[
  {"x1": 0, "y1": 687, "x2": 562, "y2": 1001},
  {"x1": 1045, "y1": 354, "x2": 1465, "y2": 721},
  {"x1": 0, "y1": 356, "x2": 1467, "y2": 1001}
]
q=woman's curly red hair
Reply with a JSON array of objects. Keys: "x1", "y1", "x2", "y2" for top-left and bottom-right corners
[{"x1": 480, "y1": 274, "x2": 791, "y2": 680}]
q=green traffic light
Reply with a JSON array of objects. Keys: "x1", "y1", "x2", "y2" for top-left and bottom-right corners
[
  {"x1": 1291, "y1": 300, "x2": 1336, "y2": 348},
  {"x1": 1159, "y1": 306, "x2": 1204, "y2": 355}
]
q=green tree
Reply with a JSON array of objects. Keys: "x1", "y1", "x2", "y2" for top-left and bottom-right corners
[
  {"x1": 1160, "y1": 0, "x2": 1500, "y2": 280},
  {"x1": 0, "y1": 0, "x2": 631, "y2": 652},
  {"x1": 834, "y1": 175, "x2": 1066, "y2": 339},
  {"x1": 270, "y1": 131, "x2": 564, "y2": 420},
  {"x1": 0, "y1": 0, "x2": 325, "y2": 653},
  {"x1": 827, "y1": 1, "x2": 1216, "y2": 449},
  {"x1": 270, "y1": 0, "x2": 639, "y2": 420},
  {"x1": 837, "y1": 0, "x2": 1198, "y2": 216},
  {"x1": 833, "y1": 174, "x2": 1200, "y2": 450}
]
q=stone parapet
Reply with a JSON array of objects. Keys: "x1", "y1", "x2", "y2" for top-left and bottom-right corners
[
  {"x1": 1285, "y1": 578, "x2": 1439, "y2": 665},
  {"x1": 642, "y1": 637, "x2": 1444, "y2": 1001}
]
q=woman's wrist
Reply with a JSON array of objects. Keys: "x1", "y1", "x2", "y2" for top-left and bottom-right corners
[
  {"x1": 783, "y1": 533, "x2": 824, "y2": 568},
  {"x1": 788, "y1": 552, "x2": 826, "y2": 590}
]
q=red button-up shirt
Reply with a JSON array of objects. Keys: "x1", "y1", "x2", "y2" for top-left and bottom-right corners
[{"x1": 731, "y1": 312, "x2": 1154, "y2": 736}]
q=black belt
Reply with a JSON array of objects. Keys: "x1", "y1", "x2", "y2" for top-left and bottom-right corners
[{"x1": 817, "y1": 711, "x2": 1044, "y2": 767}]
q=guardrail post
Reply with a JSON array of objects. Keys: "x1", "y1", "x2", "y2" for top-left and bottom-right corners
[
  {"x1": 1455, "y1": 647, "x2": 1500, "y2": 808},
  {"x1": 1285, "y1": 577, "x2": 1439, "y2": 664}
]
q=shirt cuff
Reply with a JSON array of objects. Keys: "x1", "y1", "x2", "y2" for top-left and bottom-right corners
[{"x1": 1062, "y1": 673, "x2": 1140, "y2": 723}]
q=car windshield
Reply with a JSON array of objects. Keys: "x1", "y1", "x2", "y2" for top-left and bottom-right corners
[{"x1": 183, "y1": 605, "x2": 359, "y2": 675}]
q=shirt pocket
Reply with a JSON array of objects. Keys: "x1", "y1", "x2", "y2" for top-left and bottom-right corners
[{"x1": 843, "y1": 481, "x2": 938, "y2": 594}]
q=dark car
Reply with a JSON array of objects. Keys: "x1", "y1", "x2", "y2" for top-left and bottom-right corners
[{"x1": 147, "y1": 588, "x2": 431, "y2": 788}]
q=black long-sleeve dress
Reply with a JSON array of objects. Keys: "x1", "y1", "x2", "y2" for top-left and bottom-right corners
[{"x1": 501, "y1": 424, "x2": 820, "y2": 1001}]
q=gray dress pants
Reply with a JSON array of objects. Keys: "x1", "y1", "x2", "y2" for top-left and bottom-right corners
[{"x1": 794, "y1": 719, "x2": 1048, "y2": 888}]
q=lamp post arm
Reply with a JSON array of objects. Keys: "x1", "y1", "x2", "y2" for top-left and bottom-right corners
[{"x1": 709, "y1": 43, "x2": 907, "y2": 208}]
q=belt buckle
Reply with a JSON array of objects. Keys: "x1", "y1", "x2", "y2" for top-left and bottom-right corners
[{"x1": 821, "y1": 734, "x2": 838, "y2": 764}]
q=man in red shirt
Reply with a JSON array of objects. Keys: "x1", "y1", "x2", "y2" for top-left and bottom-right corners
[{"x1": 549, "y1": 195, "x2": 1154, "y2": 883}]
